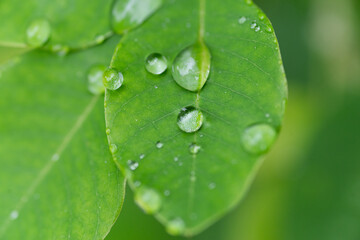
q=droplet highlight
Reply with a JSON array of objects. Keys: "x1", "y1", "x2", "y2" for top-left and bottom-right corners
[
  {"x1": 145, "y1": 53, "x2": 168, "y2": 75},
  {"x1": 10, "y1": 210, "x2": 19, "y2": 220},
  {"x1": 189, "y1": 143, "x2": 201, "y2": 154},
  {"x1": 242, "y1": 123, "x2": 277, "y2": 154},
  {"x1": 26, "y1": 19, "x2": 51, "y2": 47},
  {"x1": 156, "y1": 141, "x2": 164, "y2": 149},
  {"x1": 135, "y1": 187, "x2": 161, "y2": 214},
  {"x1": 110, "y1": 144, "x2": 118, "y2": 154},
  {"x1": 177, "y1": 106, "x2": 204, "y2": 133},
  {"x1": 166, "y1": 218, "x2": 185, "y2": 236},
  {"x1": 127, "y1": 160, "x2": 139, "y2": 170},
  {"x1": 87, "y1": 65, "x2": 106, "y2": 95},
  {"x1": 172, "y1": 42, "x2": 211, "y2": 92},
  {"x1": 238, "y1": 16, "x2": 247, "y2": 24},
  {"x1": 103, "y1": 68, "x2": 123, "y2": 90}
]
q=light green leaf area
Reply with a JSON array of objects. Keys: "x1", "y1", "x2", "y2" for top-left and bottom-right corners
[
  {"x1": 0, "y1": 0, "x2": 113, "y2": 49},
  {"x1": 0, "y1": 37, "x2": 125, "y2": 239},
  {"x1": 105, "y1": 0, "x2": 287, "y2": 236},
  {"x1": 0, "y1": 46, "x2": 31, "y2": 65}
]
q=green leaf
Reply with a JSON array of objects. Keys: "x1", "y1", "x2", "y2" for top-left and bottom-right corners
[
  {"x1": 105, "y1": 0, "x2": 287, "y2": 236},
  {"x1": 0, "y1": 0, "x2": 113, "y2": 49},
  {"x1": 0, "y1": 37, "x2": 125, "y2": 239}
]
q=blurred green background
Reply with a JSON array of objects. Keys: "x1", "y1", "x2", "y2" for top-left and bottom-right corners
[{"x1": 106, "y1": 0, "x2": 360, "y2": 239}]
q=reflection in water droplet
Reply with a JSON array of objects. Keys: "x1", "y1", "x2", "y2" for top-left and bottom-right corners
[
  {"x1": 189, "y1": 143, "x2": 201, "y2": 154},
  {"x1": 103, "y1": 68, "x2": 123, "y2": 90},
  {"x1": 238, "y1": 16, "x2": 247, "y2": 24},
  {"x1": 127, "y1": 160, "x2": 139, "y2": 170},
  {"x1": 242, "y1": 123, "x2": 277, "y2": 154},
  {"x1": 26, "y1": 19, "x2": 51, "y2": 47},
  {"x1": 156, "y1": 141, "x2": 164, "y2": 149},
  {"x1": 166, "y1": 218, "x2": 185, "y2": 235},
  {"x1": 10, "y1": 210, "x2": 19, "y2": 220},
  {"x1": 172, "y1": 42, "x2": 211, "y2": 92},
  {"x1": 135, "y1": 187, "x2": 161, "y2": 214},
  {"x1": 110, "y1": 144, "x2": 118, "y2": 154},
  {"x1": 145, "y1": 53, "x2": 168, "y2": 75},
  {"x1": 88, "y1": 65, "x2": 106, "y2": 95},
  {"x1": 111, "y1": 0, "x2": 162, "y2": 34},
  {"x1": 177, "y1": 106, "x2": 204, "y2": 133}
]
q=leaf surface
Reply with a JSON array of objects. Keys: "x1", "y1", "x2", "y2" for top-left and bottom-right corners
[
  {"x1": 0, "y1": 37, "x2": 125, "y2": 239},
  {"x1": 105, "y1": 0, "x2": 287, "y2": 235}
]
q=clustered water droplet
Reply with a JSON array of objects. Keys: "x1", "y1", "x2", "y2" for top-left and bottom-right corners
[
  {"x1": 145, "y1": 53, "x2": 168, "y2": 75},
  {"x1": 87, "y1": 65, "x2": 106, "y2": 95},
  {"x1": 241, "y1": 123, "x2": 277, "y2": 154},
  {"x1": 135, "y1": 187, "x2": 162, "y2": 214},
  {"x1": 103, "y1": 68, "x2": 124, "y2": 90},
  {"x1": 26, "y1": 19, "x2": 51, "y2": 47},
  {"x1": 177, "y1": 106, "x2": 204, "y2": 133}
]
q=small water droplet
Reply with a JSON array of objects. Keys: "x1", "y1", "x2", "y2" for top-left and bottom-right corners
[
  {"x1": 245, "y1": 0, "x2": 253, "y2": 5},
  {"x1": 106, "y1": 128, "x2": 111, "y2": 135},
  {"x1": 135, "y1": 187, "x2": 161, "y2": 214},
  {"x1": 51, "y1": 154, "x2": 59, "y2": 162},
  {"x1": 139, "y1": 154, "x2": 145, "y2": 160},
  {"x1": 172, "y1": 41, "x2": 211, "y2": 92},
  {"x1": 177, "y1": 106, "x2": 204, "y2": 133},
  {"x1": 242, "y1": 123, "x2": 277, "y2": 154},
  {"x1": 238, "y1": 16, "x2": 247, "y2": 24},
  {"x1": 174, "y1": 156, "x2": 179, "y2": 162},
  {"x1": 127, "y1": 160, "x2": 139, "y2": 170},
  {"x1": 10, "y1": 210, "x2": 19, "y2": 220},
  {"x1": 255, "y1": 26, "x2": 261, "y2": 32},
  {"x1": 88, "y1": 65, "x2": 106, "y2": 95},
  {"x1": 145, "y1": 53, "x2": 168, "y2": 75},
  {"x1": 189, "y1": 143, "x2": 201, "y2": 154},
  {"x1": 26, "y1": 19, "x2": 51, "y2": 47},
  {"x1": 156, "y1": 141, "x2": 164, "y2": 149},
  {"x1": 51, "y1": 44, "x2": 69, "y2": 56},
  {"x1": 265, "y1": 25, "x2": 273, "y2": 33},
  {"x1": 258, "y1": 11, "x2": 266, "y2": 21},
  {"x1": 95, "y1": 35, "x2": 105, "y2": 44},
  {"x1": 164, "y1": 190, "x2": 171, "y2": 196},
  {"x1": 250, "y1": 22, "x2": 257, "y2": 29},
  {"x1": 103, "y1": 68, "x2": 123, "y2": 90},
  {"x1": 166, "y1": 218, "x2": 185, "y2": 236},
  {"x1": 208, "y1": 182, "x2": 216, "y2": 190},
  {"x1": 110, "y1": 144, "x2": 118, "y2": 154},
  {"x1": 154, "y1": 85, "x2": 158, "y2": 89}
]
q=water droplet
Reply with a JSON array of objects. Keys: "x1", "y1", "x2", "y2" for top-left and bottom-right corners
[
  {"x1": 238, "y1": 16, "x2": 247, "y2": 24},
  {"x1": 250, "y1": 22, "x2": 257, "y2": 29},
  {"x1": 177, "y1": 106, "x2": 204, "y2": 133},
  {"x1": 189, "y1": 143, "x2": 201, "y2": 154},
  {"x1": 156, "y1": 141, "x2": 164, "y2": 149},
  {"x1": 26, "y1": 19, "x2": 51, "y2": 47},
  {"x1": 127, "y1": 160, "x2": 139, "y2": 170},
  {"x1": 135, "y1": 187, "x2": 161, "y2": 214},
  {"x1": 111, "y1": 0, "x2": 162, "y2": 34},
  {"x1": 134, "y1": 181, "x2": 141, "y2": 187},
  {"x1": 10, "y1": 210, "x2": 19, "y2": 220},
  {"x1": 145, "y1": 53, "x2": 168, "y2": 75},
  {"x1": 106, "y1": 128, "x2": 111, "y2": 135},
  {"x1": 172, "y1": 41, "x2": 211, "y2": 92},
  {"x1": 95, "y1": 35, "x2": 105, "y2": 44},
  {"x1": 103, "y1": 68, "x2": 123, "y2": 90},
  {"x1": 110, "y1": 144, "x2": 118, "y2": 154},
  {"x1": 245, "y1": 0, "x2": 253, "y2": 5},
  {"x1": 87, "y1": 65, "x2": 106, "y2": 95},
  {"x1": 242, "y1": 123, "x2": 277, "y2": 154},
  {"x1": 166, "y1": 218, "x2": 185, "y2": 235},
  {"x1": 265, "y1": 25, "x2": 273, "y2": 33},
  {"x1": 208, "y1": 182, "x2": 216, "y2": 190},
  {"x1": 174, "y1": 156, "x2": 179, "y2": 162},
  {"x1": 164, "y1": 190, "x2": 171, "y2": 196},
  {"x1": 139, "y1": 154, "x2": 145, "y2": 159},
  {"x1": 255, "y1": 26, "x2": 261, "y2": 32},
  {"x1": 51, "y1": 44, "x2": 69, "y2": 56},
  {"x1": 258, "y1": 11, "x2": 266, "y2": 21},
  {"x1": 51, "y1": 154, "x2": 59, "y2": 162}
]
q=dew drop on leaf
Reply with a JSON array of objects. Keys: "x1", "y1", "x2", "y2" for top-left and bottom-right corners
[
  {"x1": 238, "y1": 16, "x2": 247, "y2": 24},
  {"x1": 172, "y1": 41, "x2": 211, "y2": 92},
  {"x1": 156, "y1": 141, "x2": 164, "y2": 149},
  {"x1": 127, "y1": 160, "x2": 139, "y2": 171},
  {"x1": 166, "y1": 218, "x2": 185, "y2": 236},
  {"x1": 103, "y1": 68, "x2": 123, "y2": 90},
  {"x1": 87, "y1": 65, "x2": 106, "y2": 95},
  {"x1": 106, "y1": 128, "x2": 111, "y2": 135},
  {"x1": 135, "y1": 187, "x2": 161, "y2": 214},
  {"x1": 109, "y1": 144, "x2": 118, "y2": 154},
  {"x1": 145, "y1": 53, "x2": 168, "y2": 75},
  {"x1": 177, "y1": 106, "x2": 204, "y2": 133},
  {"x1": 26, "y1": 19, "x2": 51, "y2": 47},
  {"x1": 241, "y1": 123, "x2": 277, "y2": 154},
  {"x1": 10, "y1": 210, "x2": 19, "y2": 220},
  {"x1": 189, "y1": 143, "x2": 201, "y2": 154}
]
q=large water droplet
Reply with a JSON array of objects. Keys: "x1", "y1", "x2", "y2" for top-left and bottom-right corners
[
  {"x1": 242, "y1": 123, "x2": 277, "y2": 154},
  {"x1": 127, "y1": 160, "x2": 139, "y2": 170},
  {"x1": 172, "y1": 41, "x2": 211, "y2": 92},
  {"x1": 87, "y1": 65, "x2": 106, "y2": 95},
  {"x1": 189, "y1": 143, "x2": 201, "y2": 154},
  {"x1": 135, "y1": 187, "x2": 161, "y2": 214},
  {"x1": 26, "y1": 19, "x2": 51, "y2": 47},
  {"x1": 111, "y1": 0, "x2": 162, "y2": 34},
  {"x1": 103, "y1": 68, "x2": 123, "y2": 90},
  {"x1": 166, "y1": 218, "x2": 185, "y2": 235},
  {"x1": 177, "y1": 106, "x2": 204, "y2": 133},
  {"x1": 145, "y1": 53, "x2": 168, "y2": 75}
]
